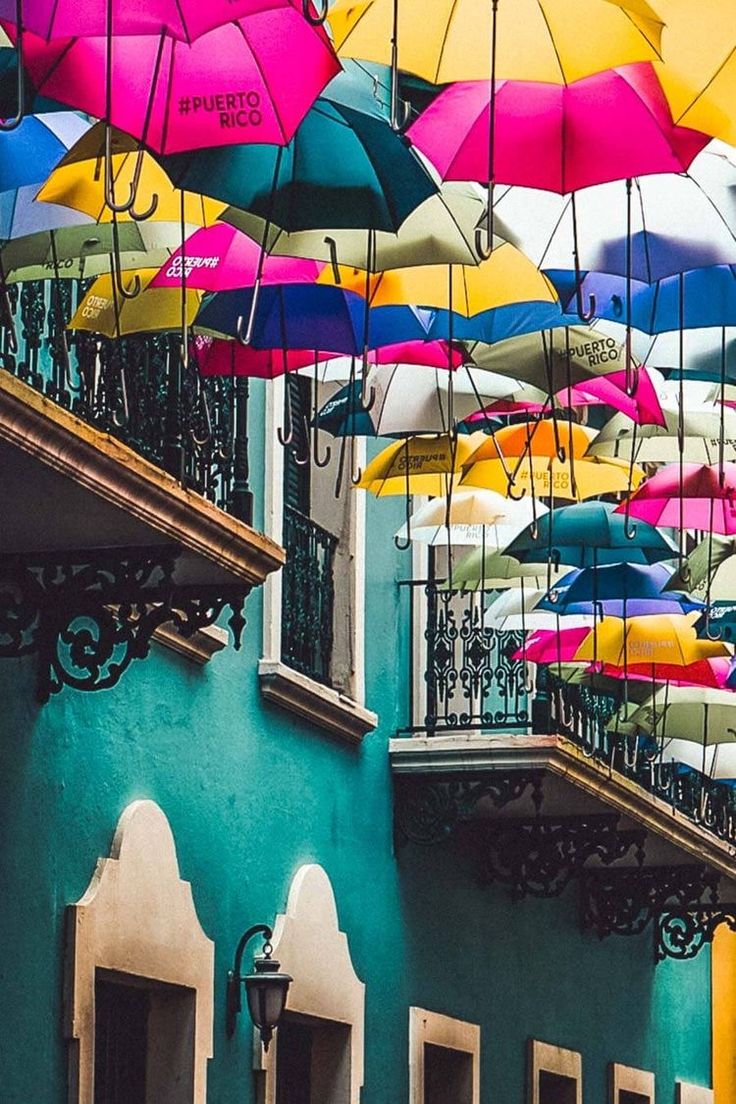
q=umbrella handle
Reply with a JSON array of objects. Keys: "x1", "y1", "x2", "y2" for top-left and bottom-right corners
[
  {"x1": 390, "y1": 95, "x2": 412, "y2": 133},
  {"x1": 506, "y1": 476, "x2": 526, "y2": 501},
  {"x1": 277, "y1": 380, "x2": 295, "y2": 446},
  {"x1": 575, "y1": 284, "x2": 596, "y2": 324},
  {"x1": 104, "y1": 136, "x2": 159, "y2": 219},
  {"x1": 474, "y1": 224, "x2": 493, "y2": 263},
  {"x1": 293, "y1": 415, "x2": 311, "y2": 466},
  {"x1": 111, "y1": 258, "x2": 141, "y2": 300},
  {"x1": 236, "y1": 277, "x2": 263, "y2": 347},
  {"x1": 324, "y1": 237, "x2": 341, "y2": 284},
  {"x1": 704, "y1": 612, "x2": 723, "y2": 642},
  {"x1": 302, "y1": 0, "x2": 328, "y2": 24},
  {"x1": 623, "y1": 513, "x2": 637, "y2": 541},
  {"x1": 0, "y1": 0, "x2": 24, "y2": 132},
  {"x1": 311, "y1": 378, "x2": 331, "y2": 468}
]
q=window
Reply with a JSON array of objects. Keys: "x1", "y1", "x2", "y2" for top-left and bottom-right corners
[
  {"x1": 65, "y1": 801, "x2": 214, "y2": 1104},
  {"x1": 260, "y1": 377, "x2": 377, "y2": 743},
  {"x1": 529, "y1": 1040, "x2": 582, "y2": 1104},
  {"x1": 94, "y1": 972, "x2": 195, "y2": 1104},
  {"x1": 255, "y1": 865, "x2": 364, "y2": 1104},
  {"x1": 275, "y1": 1012, "x2": 351, "y2": 1104},
  {"x1": 409, "y1": 1008, "x2": 480, "y2": 1104},
  {"x1": 609, "y1": 1062, "x2": 654, "y2": 1104}
]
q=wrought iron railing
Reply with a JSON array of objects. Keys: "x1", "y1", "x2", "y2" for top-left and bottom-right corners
[
  {"x1": 398, "y1": 580, "x2": 530, "y2": 735},
  {"x1": 281, "y1": 505, "x2": 338, "y2": 686},
  {"x1": 542, "y1": 671, "x2": 736, "y2": 846},
  {"x1": 0, "y1": 280, "x2": 252, "y2": 523}
]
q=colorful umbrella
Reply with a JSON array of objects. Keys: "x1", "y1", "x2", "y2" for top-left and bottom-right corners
[
  {"x1": 444, "y1": 549, "x2": 561, "y2": 592},
  {"x1": 408, "y1": 64, "x2": 707, "y2": 194},
  {"x1": 393, "y1": 489, "x2": 548, "y2": 547},
  {"x1": 69, "y1": 268, "x2": 202, "y2": 336},
  {"x1": 588, "y1": 406, "x2": 736, "y2": 463},
  {"x1": 13, "y1": 13, "x2": 339, "y2": 153},
  {"x1": 615, "y1": 464, "x2": 736, "y2": 534},
  {"x1": 356, "y1": 433, "x2": 483, "y2": 497},
  {"x1": 466, "y1": 325, "x2": 634, "y2": 389},
  {"x1": 573, "y1": 613, "x2": 730, "y2": 666},
  {"x1": 537, "y1": 562, "x2": 702, "y2": 617}
]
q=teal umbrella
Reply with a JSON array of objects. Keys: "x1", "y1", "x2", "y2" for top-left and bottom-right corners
[
  {"x1": 505, "y1": 501, "x2": 678, "y2": 568},
  {"x1": 159, "y1": 78, "x2": 438, "y2": 234}
]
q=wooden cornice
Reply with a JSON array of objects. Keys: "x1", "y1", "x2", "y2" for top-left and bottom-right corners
[{"x1": 0, "y1": 371, "x2": 284, "y2": 586}]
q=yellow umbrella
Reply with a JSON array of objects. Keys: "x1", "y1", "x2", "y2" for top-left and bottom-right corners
[
  {"x1": 320, "y1": 244, "x2": 557, "y2": 314},
  {"x1": 68, "y1": 270, "x2": 202, "y2": 338},
  {"x1": 357, "y1": 433, "x2": 484, "y2": 497},
  {"x1": 460, "y1": 453, "x2": 643, "y2": 501},
  {"x1": 655, "y1": 1, "x2": 736, "y2": 142},
  {"x1": 36, "y1": 124, "x2": 224, "y2": 226},
  {"x1": 573, "y1": 612, "x2": 730, "y2": 666},
  {"x1": 328, "y1": 0, "x2": 664, "y2": 85}
]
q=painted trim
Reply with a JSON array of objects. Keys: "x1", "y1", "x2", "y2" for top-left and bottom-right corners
[
  {"x1": 676, "y1": 1084, "x2": 714, "y2": 1104},
  {"x1": 389, "y1": 734, "x2": 736, "y2": 879},
  {"x1": 0, "y1": 371, "x2": 284, "y2": 586},
  {"x1": 261, "y1": 375, "x2": 368, "y2": 712},
  {"x1": 258, "y1": 659, "x2": 378, "y2": 744},
  {"x1": 528, "y1": 1039, "x2": 582, "y2": 1104},
  {"x1": 712, "y1": 926, "x2": 736, "y2": 1104},
  {"x1": 64, "y1": 801, "x2": 214, "y2": 1104},
  {"x1": 255, "y1": 864, "x2": 365, "y2": 1104},
  {"x1": 409, "y1": 1007, "x2": 480, "y2": 1104},
  {"x1": 609, "y1": 1062, "x2": 654, "y2": 1102},
  {"x1": 153, "y1": 624, "x2": 228, "y2": 665}
]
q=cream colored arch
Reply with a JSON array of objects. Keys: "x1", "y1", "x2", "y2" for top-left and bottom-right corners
[
  {"x1": 256, "y1": 863, "x2": 365, "y2": 1104},
  {"x1": 64, "y1": 800, "x2": 214, "y2": 1104}
]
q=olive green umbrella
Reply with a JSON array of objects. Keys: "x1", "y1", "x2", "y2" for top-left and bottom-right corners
[
  {"x1": 466, "y1": 325, "x2": 632, "y2": 387},
  {"x1": 443, "y1": 548, "x2": 569, "y2": 591}
]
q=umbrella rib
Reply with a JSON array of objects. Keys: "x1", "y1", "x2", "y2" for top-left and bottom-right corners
[
  {"x1": 434, "y1": 0, "x2": 462, "y2": 86},
  {"x1": 674, "y1": 46, "x2": 736, "y2": 126},
  {"x1": 234, "y1": 18, "x2": 289, "y2": 145},
  {"x1": 619, "y1": 7, "x2": 663, "y2": 60},
  {"x1": 145, "y1": 32, "x2": 169, "y2": 152},
  {"x1": 536, "y1": 1, "x2": 567, "y2": 84}
]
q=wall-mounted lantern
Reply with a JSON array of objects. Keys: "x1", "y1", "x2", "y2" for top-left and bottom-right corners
[{"x1": 226, "y1": 924, "x2": 292, "y2": 1049}]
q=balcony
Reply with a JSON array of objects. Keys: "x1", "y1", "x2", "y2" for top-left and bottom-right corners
[
  {"x1": 392, "y1": 577, "x2": 736, "y2": 961},
  {"x1": 0, "y1": 278, "x2": 284, "y2": 698},
  {"x1": 281, "y1": 504, "x2": 338, "y2": 687}
]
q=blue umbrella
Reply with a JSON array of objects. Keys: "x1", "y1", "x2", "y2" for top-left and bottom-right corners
[
  {"x1": 0, "y1": 111, "x2": 88, "y2": 193},
  {"x1": 537, "y1": 562, "x2": 702, "y2": 617}
]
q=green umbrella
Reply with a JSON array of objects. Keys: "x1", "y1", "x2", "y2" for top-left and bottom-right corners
[
  {"x1": 1, "y1": 222, "x2": 189, "y2": 282},
  {"x1": 442, "y1": 549, "x2": 566, "y2": 592},
  {"x1": 506, "y1": 502, "x2": 678, "y2": 568},
  {"x1": 223, "y1": 181, "x2": 509, "y2": 270},
  {"x1": 466, "y1": 325, "x2": 632, "y2": 388},
  {"x1": 159, "y1": 82, "x2": 438, "y2": 235},
  {"x1": 626, "y1": 686, "x2": 736, "y2": 746}
]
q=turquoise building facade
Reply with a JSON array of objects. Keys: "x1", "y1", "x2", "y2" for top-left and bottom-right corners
[{"x1": 0, "y1": 339, "x2": 724, "y2": 1104}]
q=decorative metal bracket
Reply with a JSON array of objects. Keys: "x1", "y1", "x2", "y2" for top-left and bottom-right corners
[
  {"x1": 580, "y1": 864, "x2": 721, "y2": 940},
  {"x1": 468, "y1": 814, "x2": 647, "y2": 900},
  {"x1": 393, "y1": 771, "x2": 545, "y2": 848},
  {"x1": 0, "y1": 546, "x2": 251, "y2": 701},
  {"x1": 655, "y1": 906, "x2": 736, "y2": 962}
]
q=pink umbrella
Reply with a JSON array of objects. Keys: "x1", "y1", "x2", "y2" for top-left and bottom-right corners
[
  {"x1": 151, "y1": 223, "x2": 323, "y2": 292},
  {"x1": 0, "y1": 0, "x2": 310, "y2": 41},
  {"x1": 615, "y1": 463, "x2": 736, "y2": 533},
  {"x1": 408, "y1": 63, "x2": 709, "y2": 194},
  {"x1": 11, "y1": 12, "x2": 339, "y2": 153},
  {"x1": 599, "y1": 658, "x2": 732, "y2": 689},
  {"x1": 467, "y1": 398, "x2": 546, "y2": 420},
  {"x1": 560, "y1": 367, "x2": 666, "y2": 427},
  {"x1": 513, "y1": 626, "x2": 591, "y2": 665},
  {"x1": 192, "y1": 336, "x2": 321, "y2": 378}
]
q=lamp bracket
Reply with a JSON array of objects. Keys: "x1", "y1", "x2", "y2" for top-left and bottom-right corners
[{"x1": 655, "y1": 905, "x2": 736, "y2": 962}]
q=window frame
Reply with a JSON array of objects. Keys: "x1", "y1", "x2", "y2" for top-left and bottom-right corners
[
  {"x1": 409, "y1": 1007, "x2": 480, "y2": 1104},
  {"x1": 609, "y1": 1062, "x2": 654, "y2": 1104},
  {"x1": 528, "y1": 1038, "x2": 582, "y2": 1104}
]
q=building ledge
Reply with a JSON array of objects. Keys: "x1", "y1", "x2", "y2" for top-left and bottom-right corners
[
  {"x1": 153, "y1": 623, "x2": 229, "y2": 665},
  {"x1": 0, "y1": 370, "x2": 284, "y2": 587},
  {"x1": 389, "y1": 733, "x2": 736, "y2": 881},
  {"x1": 259, "y1": 659, "x2": 378, "y2": 745}
]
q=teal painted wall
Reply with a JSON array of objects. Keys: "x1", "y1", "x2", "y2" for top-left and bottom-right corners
[{"x1": 0, "y1": 389, "x2": 712, "y2": 1103}]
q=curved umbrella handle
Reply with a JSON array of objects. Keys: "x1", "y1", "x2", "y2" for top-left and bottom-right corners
[
  {"x1": 575, "y1": 284, "x2": 596, "y2": 324},
  {"x1": 391, "y1": 95, "x2": 412, "y2": 132},
  {"x1": 506, "y1": 475, "x2": 527, "y2": 501},
  {"x1": 704, "y1": 610, "x2": 722, "y2": 642},
  {"x1": 358, "y1": 383, "x2": 376, "y2": 413},
  {"x1": 623, "y1": 512, "x2": 637, "y2": 541},
  {"x1": 111, "y1": 257, "x2": 141, "y2": 300},
  {"x1": 0, "y1": 0, "x2": 24, "y2": 132},
  {"x1": 277, "y1": 383, "x2": 294, "y2": 446},
  {"x1": 474, "y1": 221, "x2": 493, "y2": 262},
  {"x1": 302, "y1": 0, "x2": 328, "y2": 24},
  {"x1": 293, "y1": 415, "x2": 311, "y2": 466},
  {"x1": 324, "y1": 237, "x2": 341, "y2": 284}
]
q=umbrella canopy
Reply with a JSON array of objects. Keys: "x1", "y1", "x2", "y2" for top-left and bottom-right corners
[
  {"x1": 0, "y1": 0, "x2": 296, "y2": 40},
  {"x1": 573, "y1": 613, "x2": 730, "y2": 666},
  {"x1": 14, "y1": 13, "x2": 339, "y2": 153},
  {"x1": 321, "y1": 244, "x2": 558, "y2": 315},
  {"x1": 460, "y1": 450, "x2": 641, "y2": 502},
  {"x1": 627, "y1": 686, "x2": 736, "y2": 744},
  {"x1": 356, "y1": 433, "x2": 483, "y2": 497},
  {"x1": 298, "y1": 342, "x2": 467, "y2": 384},
  {"x1": 514, "y1": 625, "x2": 592, "y2": 664},
  {"x1": 538, "y1": 562, "x2": 701, "y2": 617},
  {"x1": 36, "y1": 123, "x2": 225, "y2": 225},
  {"x1": 328, "y1": 0, "x2": 663, "y2": 85},
  {"x1": 223, "y1": 181, "x2": 505, "y2": 269},
  {"x1": 161, "y1": 83, "x2": 438, "y2": 232},
  {"x1": 484, "y1": 585, "x2": 594, "y2": 632},
  {"x1": 444, "y1": 549, "x2": 561, "y2": 591},
  {"x1": 69, "y1": 268, "x2": 202, "y2": 336},
  {"x1": 587, "y1": 406, "x2": 736, "y2": 463},
  {"x1": 660, "y1": 739, "x2": 736, "y2": 780},
  {"x1": 408, "y1": 64, "x2": 707, "y2": 194},
  {"x1": 466, "y1": 326, "x2": 634, "y2": 388},
  {"x1": 394, "y1": 489, "x2": 548, "y2": 547},
  {"x1": 562, "y1": 367, "x2": 666, "y2": 426},
  {"x1": 505, "y1": 501, "x2": 678, "y2": 567},
  {"x1": 0, "y1": 111, "x2": 89, "y2": 196},
  {"x1": 150, "y1": 223, "x2": 322, "y2": 292},
  {"x1": 601, "y1": 658, "x2": 732, "y2": 689},
  {"x1": 191, "y1": 338, "x2": 319, "y2": 379},
  {"x1": 615, "y1": 463, "x2": 736, "y2": 534}
]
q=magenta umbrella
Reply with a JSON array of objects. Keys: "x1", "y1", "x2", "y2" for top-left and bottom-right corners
[
  {"x1": 561, "y1": 366, "x2": 666, "y2": 427},
  {"x1": 615, "y1": 463, "x2": 736, "y2": 534},
  {"x1": 151, "y1": 222, "x2": 323, "y2": 292},
  {"x1": 11, "y1": 13, "x2": 339, "y2": 153},
  {"x1": 0, "y1": 0, "x2": 310, "y2": 41},
  {"x1": 513, "y1": 626, "x2": 591, "y2": 665},
  {"x1": 408, "y1": 62, "x2": 708, "y2": 195}
]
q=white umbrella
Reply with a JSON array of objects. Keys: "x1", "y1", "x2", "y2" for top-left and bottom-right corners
[
  {"x1": 587, "y1": 406, "x2": 736, "y2": 463},
  {"x1": 393, "y1": 489, "x2": 548, "y2": 547},
  {"x1": 482, "y1": 585, "x2": 594, "y2": 632}
]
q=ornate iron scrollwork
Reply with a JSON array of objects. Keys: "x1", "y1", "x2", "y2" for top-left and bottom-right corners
[
  {"x1": 469, "y1": 814, "x2": 646, "y2": 899},
  {"x1": 655, "y1": 906, "x2": 736, "y2": 961},
  {"x1": 0, "y1": 546, "x2": 251, "y2": 701},
  {"x1": 393, "y1": 771, "x2": 545, "y2": 848},
  {"x1": 580, "y1": 864, "x2": 721, "y2": 940}
]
